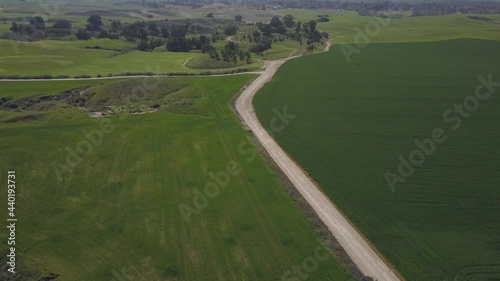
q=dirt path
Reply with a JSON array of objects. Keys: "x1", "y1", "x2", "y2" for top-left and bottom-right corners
[
  {"x1": 0, "y1": 71, "x2": 263, "y2": 82},
  {"x1": 234, "y1": 42, "x2": 402, "y2": 281},
  {"x1": 182, "y1": 58, "x2": 192, "y2": 69},
  {"x1": 324, "y1": 38, "x2": 332, "y2": 52}
]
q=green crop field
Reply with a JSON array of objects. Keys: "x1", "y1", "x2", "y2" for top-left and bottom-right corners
[
  {"x1": 282, "y1": 10, "x2": 500, "y2": 43},
  {"x1": 254, "y1": 39, "x2": 500, "y2": 281},
  {"x1": 0, "y1": 77, "x2": 353, "y2": 281}
]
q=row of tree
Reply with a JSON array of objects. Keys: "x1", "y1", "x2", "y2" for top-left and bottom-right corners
[
  {"x1": 242, "y1": 0, "x2": 500, "y2": 16},
  {"x1": 10, "y1": 17, "x2": 74, "y2": 39}
]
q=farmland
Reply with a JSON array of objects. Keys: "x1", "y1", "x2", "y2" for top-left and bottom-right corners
[
  {"x1": 0, "y1": 39, "x2": 264, "y2": 77},
  {"x1": 283, "y1": 10, "x2": 500, "y2": 43},
  {"x1": 0, "y1": 77, "x2": 354, "y2": 281},
  {"x1": 254, "y1": 39, "x2": 500, "y2": 281},
  {"x1": 0, "y1": 1, "x2": 322, "y2": 78},
  {"x1": 2, "y1": 0, "x2": 500, "y2": 279}
]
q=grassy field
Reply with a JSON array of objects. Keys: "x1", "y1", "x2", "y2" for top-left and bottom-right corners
[
  {"x1": 282, "y1": 10, "x2": 500, "y2": 43},
  {"x1": 185, "y1": 54, "x2": 250, "y2": 69},
  {"x1": 0, "y1": 39, "x2": 264, "y2": 77},
  {"x1": 0, "y1": 77, "x2": 354, "y2": 281},
  {"x1": 0, "y1": 79, "x2": 124, "y2": 98},
  {"x1": 254, "y1": 39, "x2": 500, "y2": 281}
]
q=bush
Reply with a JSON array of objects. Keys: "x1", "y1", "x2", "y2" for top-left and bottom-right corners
[{"x1": 75, "y1": 75, "x2": 92, "y2": 79}]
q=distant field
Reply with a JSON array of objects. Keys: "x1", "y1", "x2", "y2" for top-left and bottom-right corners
[
  {"x1": 0, "y1": 77, "x2": 354, "y2": 281},
  {"x1": 281, "y1": 10, "x2": 500, "y2": 43},
  {"x1": 160, "y1": 4, "x2": 284, "y2": 22},
  {"x1": 254, "y1": 39, "x2": 500, "y2": 281},
  {"x1": 0, "y1": 0, "x2": 281, "y2": 23},
  {"x1": 0, "y1": 39, "x2": 263, "y2": 77}
]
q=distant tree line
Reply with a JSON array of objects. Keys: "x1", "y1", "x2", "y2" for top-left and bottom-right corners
[
  {"x1": 9, "y1": 16, "x2": 74, "y2": 40},
  {"x1": 241, "y1": 0, "x2": 500, "y2": 16}
]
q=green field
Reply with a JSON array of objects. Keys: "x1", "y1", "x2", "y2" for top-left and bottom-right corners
[
  {"x1": 0, "y1": 77, "x2": 354, "y2": 281},
  {"x1": 0, "y1": 79, "x2": 125, "y2": 98},
  {"x1": 283, "y1": 10, "x2": 500, "y2": 43},
  {"x1": 254, "y1": 39, "x2": 500, "y2": 281},
  {"x1": 0, "y1": 39, "x2": 264, "y2": 77}
]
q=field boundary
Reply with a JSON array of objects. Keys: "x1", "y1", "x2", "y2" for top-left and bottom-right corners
[
  {"x1": 0, "y1": 69, "x2": 262, "y2": 81},
  {"x1": 233, "y1": 39, "x2": 404, "y2": 281},
  {"x1": 229, "y1": 86, "x2": 366, "y2": 280}
]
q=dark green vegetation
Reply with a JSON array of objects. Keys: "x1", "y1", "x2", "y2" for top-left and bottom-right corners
[
  {"x1": 0, "y1": 77, "x2": 354, "y2": 281},
  {"x1": 254, "y1": 39, "x2": 500, "y2": 281}
]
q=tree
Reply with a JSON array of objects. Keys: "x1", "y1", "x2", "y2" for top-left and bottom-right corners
[
  {"x1": 166, "y1": 37, "x2": 188, "y2": 52},
  {"x1": 206, "y1": 13, "x2": 214, "y2": 18},
  {"x1": 52, "y1": 20, "x2": 72, "y2": 29},
  {"x1": 250, "y1": 36, "x2": 272, "y2": 53},
  {"x1": 258, "y1": 24, "x2": 272, "y2": 36},
  {"x1": 209, "y1": 48, "x2": 220, "y2": 60},
  {"x1": 318, "y1": 15, "x2": 330, "y2": 22},
  {"x1": 275, "y1": 25, "x2": 287, "y2": 34},
  {"x1": 270, "y1": 16, "x2": 282, "y2": 28},
  {"x1": 76, "y1": 29, "x2": 91, "y2": 40},
  {"x1": 147, "y1": 22, "x2": 160, "y2": 36},
  {"x1": 30, "y1": 16, "x2": 45, "y2": 30},
  {"x1": 283, "y1": 15, "x2": 295, "y2": 28},
  {"x1": 86, "y1": 15, "x2": 103, "y2": 31},
  {"x1": 308, "y1": 20, "x2": 317, "y2": 32},
  {"x1": 111, "y1": 20, "x2": 121, "y2": 32},
  {"x1": 10, "y1": 22, "x2": 19, "y2": 33},
  {"x1": 198, "y1": 34, "x2": 213, "y2": 53},
  {"x1": 234, "y1": 15, "x2": 243, "y2": 22},
  {"x1": 137, "y1": 28, "x2": 149, "y2": 40},
  {"x1": 224, "y1": 25, "x2": 237, "y2": 36},
  {"x1": 295, "y1": 21, "x2": 302, "y2": 33},
  {"x1": 97, "y1": 29, "x2": 111, "y2": 39},
  {"x1": 245, "y1": 51, "x2": 251, "y2": 64},
  {"x1": 18, "y1": 24, "x2": 35, "y2": 36},
  {"x1": 252, "y1": 30, "x2": 261, "y2": 40},
  {"x1": 137, "y1": 40, "x2": 149, "y2": 51},
  {"x1": 160, "y1": 27, "x2": 170, "y2": 38},
  {"x1": 169, "y1": 25, "x2": 189, "y2": 38}
]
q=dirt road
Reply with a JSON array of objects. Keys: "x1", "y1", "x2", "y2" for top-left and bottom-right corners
[{"x1": 234, "y1": 46, "x2": 402, "y2": 281}]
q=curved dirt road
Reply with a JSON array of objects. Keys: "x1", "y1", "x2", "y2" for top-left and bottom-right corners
[{"x1": 235, "y1": 48, "x2": 402, "y2": 281}]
